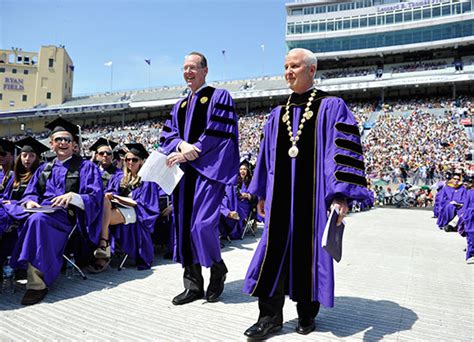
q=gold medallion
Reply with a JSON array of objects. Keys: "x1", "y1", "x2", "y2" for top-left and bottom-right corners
[
  {"x1": 304, "y1": 110, "x2": 314, "y2": 119},
  {"x1": 288, "y1": 145, "x2": 299, "y2": 158},
  {"x1": 181, "y1": 101, "x2": 187, "y2": 108},
  {"x1": 282, "y1": 114, "x2": 289, "y2": 123},
  {"x1": 200, "y1": 96, "x2": 208, "y2": 104}
]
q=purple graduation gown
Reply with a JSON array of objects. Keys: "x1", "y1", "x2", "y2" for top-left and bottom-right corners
[
  {"x1": 243, "y1": 94, "x2": 369, "y2": 307},
  {"x1": 107, "y1": 174, "x2": 161, "y2": 269},
  {"x1": 11, "y1": 157, "x2": 103, "y2": 286},
  {"x1": 460, "y1": 189, "x2": 474, "y2": 259},
  {"x1": 160, "y1": 86, "x2": 239, "y2": 267},
  {"x1": 220, "y1": 183, "x2": 253, "y2": 239},
  {"x1": 432, "y1": 182, "x2": 445, "y2": 218},
  {"x1": 436, "y1": 185, "x2": 466, "y2": 228}
]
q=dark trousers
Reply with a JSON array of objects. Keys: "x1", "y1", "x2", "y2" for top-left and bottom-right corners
[
  {"x1": 183, "y1": 260, "x2": 228, "y2": 292},
  {"x1": 258, "y1": 259, "x2": 320, "y2": 323}
]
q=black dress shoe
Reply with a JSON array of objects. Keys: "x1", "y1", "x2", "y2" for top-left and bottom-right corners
[
  {"x1": 206, "y1": 274, "x2": 226, "y2": 302},
  {"x1": 296, "y1": 317, "x2": 315, "y2": 335},
  {"x1": 21, "y1": 288, "x2": 48, "y2": 306},
  {"x1": 244, "y1": 318, "x2": 282, "y2": 340},
  {"x1": 172, "y1": 289, "x2": 204, "y2": 305}
]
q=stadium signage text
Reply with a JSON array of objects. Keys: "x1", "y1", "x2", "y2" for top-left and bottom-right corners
[
  {"x1": 3, "y1": 77, "x2": 25, "y2": 91},
  {"x1": 377, "y1": 0, "x2": 449, "y2": 12}
]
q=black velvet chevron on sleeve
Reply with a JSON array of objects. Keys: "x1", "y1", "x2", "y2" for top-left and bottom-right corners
[
  {"x1": 210, "y1": 115, "x2": 236, "y2": 125},
  {"x1": 335, "y1": 138, "x2": 363, "y2": 155},
  {"x1": 204, "y1": 129, "x2": 236, "y2": 140},
  {"x1": 334, "y1": 154, "x2": 365, "y2": 171},
  {"x1": 335, "y1": 171, "x2": 367, "y2": 187},
  {"x1": 335, "y1": 122, "x2": 361, "y2": 137},
  {"x1": 215, "y1": 103, "x2": 235, "y2": 113}
]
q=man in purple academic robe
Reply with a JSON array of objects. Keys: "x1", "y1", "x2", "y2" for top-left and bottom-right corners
[
  {"x1": 11, "y1": 118, "x2": 103, "y2": 305},
  {"x1": 161, "y1": 52, "x2": 239, "y2": 305},
  {"x1": 243, "y1": 49, "x2": 369, "y2": 339},
  {"x1": 436, "y1": 174, "x2": 466, "y2": 231}
]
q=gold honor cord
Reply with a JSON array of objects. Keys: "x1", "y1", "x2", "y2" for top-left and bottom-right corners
[{"x1": 282, "y1": 89, "x2": 318, "y2": 158}]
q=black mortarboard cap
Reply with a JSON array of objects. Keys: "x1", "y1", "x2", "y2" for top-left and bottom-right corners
[
  {"x1": 89, "y1": 137, "x2": 118, "y2": 152},
  {"x1": 15, "y1": 137, "x2": 49, "y2": 155},
  {"x1": 45, "y1": 117, "x2": 79, "y2": 140},
  {"x1": 0, "y1": 139, "x2": 16, "y2": 154},
  {"x1": 125, "y1": 143, "x2": 149, "y2": 159}
]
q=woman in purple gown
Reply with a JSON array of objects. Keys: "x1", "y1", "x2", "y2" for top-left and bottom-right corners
[{"x1": 88, "y1": 143, "x2": 160, "y2": 272}]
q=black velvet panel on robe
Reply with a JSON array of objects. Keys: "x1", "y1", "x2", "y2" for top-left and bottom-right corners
[{"x1": 173, "y1": 86, "x2": 216, "y2": 266}]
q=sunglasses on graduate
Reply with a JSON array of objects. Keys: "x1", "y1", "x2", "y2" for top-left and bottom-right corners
[
  {"x1": 98, "y1": 151, "x2": 113, "y2": 156},
  {"x1": 54, "y1": 137, "x2": 72, "y2": 144},
  {"x1": 125, "y1": 157, "x2": 140, "y2": 163}
]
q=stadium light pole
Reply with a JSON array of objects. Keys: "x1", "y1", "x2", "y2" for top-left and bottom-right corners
[
  {"x1": 104, "y1": 61, "x2": 113, "y2": 92},
  {"x1": 261, "y1": 44, "x2": 265, "y2": 76}
]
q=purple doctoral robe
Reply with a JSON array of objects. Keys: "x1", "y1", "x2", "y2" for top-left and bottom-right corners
[
  {"x1": 10, "y1": 157, "x2": 103, "y2": 286},
  {"x1": 160, "y1": 86, "x2": 239, "y2": 267},
  {"x1": 107, "y1": 173, "x2": 161, "y2": 269},
  {"x1": 436, "y1": 185, "x2": 466, "y2": 228},
  {"x1": 243, "y1": 92, "x2": 369, "y2": 307}
]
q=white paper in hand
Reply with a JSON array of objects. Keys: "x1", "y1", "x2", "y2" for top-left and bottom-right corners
[{"x1": 138, "y1": 151, "x2": 184, "y2": 195}]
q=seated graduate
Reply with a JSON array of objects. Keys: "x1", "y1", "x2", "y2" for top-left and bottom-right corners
[
  {"x1": 88, "y1": 143, "x2": 160, "y2": 273},
  {"x1": 219, "y1": 160, "x2": 256, "y2": 239},
  {"x1": 89, "y1": 137, "x2": 123, "y2": 188},
  {"x1": 436, "y1": 173, "x2": 467, "y2": 231},
  {"x1": 0, "y1": 137, "x2": 49, "y2": 270},
  {"x1": 10, "y1": 117, "x2": 104, "y2": 306},
  {"x1": 0, "y1": 138, "x2": 48, "y2": 282},
  {"x1": 0, "y1": 139, "x2": 16, "y2": 196}
]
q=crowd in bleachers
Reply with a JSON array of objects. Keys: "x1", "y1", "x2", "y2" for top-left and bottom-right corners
[
  {"x1": 320, "y1": 67, "x2": 375, "y2": 79},
  {"x1": 391, "y1": 60, "x2": 449, "y2": 73}
]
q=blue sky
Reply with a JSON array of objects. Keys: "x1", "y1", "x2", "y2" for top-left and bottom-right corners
[{"x1": 1, "y1": 0, "x2": 289, "y2": 96}]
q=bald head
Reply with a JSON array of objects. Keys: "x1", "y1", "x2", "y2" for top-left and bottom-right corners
[{"x1": 284, "y1": 48, "x2": 317, "y2": 93}]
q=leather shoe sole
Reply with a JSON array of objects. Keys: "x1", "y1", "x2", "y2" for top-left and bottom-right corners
[
  {"x1": 21, "y1": 288, "x2": 48, "y2": 306},
  {"x1": 296, "y1": 318, "x2": 315, "y2": 335},
  {"x1": 172, "y1": 289, "x2": 204, "y2": 305}
]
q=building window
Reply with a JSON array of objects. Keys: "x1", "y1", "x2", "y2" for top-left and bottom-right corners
[
  {"x1": 48, "y1": 58, "x2": 54, "y2": 68},
  {"x1": 22, "y1": 94, "x2": 27, "y2": 102},
  {"x1": 0, "y1": 94, "x2": 2, "y2": 100},
  {"x1": 46, "y1": 92, "x2": 52, "y2": 99},
  {"x1": 0, "y1": 67, "x2": 5, "y2": 73},
  {"x1": 291, "y1": 8, "x2": 303, "y2": 15},
  {"x1": 12, "y1": 68, "x2": 17, "y2": 74},
  {"x1": 23, "y1": 69, "x2": 29, "y2": 75},
  {"x1": 413, "y1": 10, "x2": 422, "y2": 20},
  {"x1": 9, "y1": 100, "x2": 15, "y2": 107}
]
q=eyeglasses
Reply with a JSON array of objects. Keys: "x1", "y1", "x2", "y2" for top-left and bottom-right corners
[
  {"x1": 125, "y1": 157, "x2": 139, "y2": 163},
  {"x1": 98, "y1": 151, "x2": 112, "y2": 156},
  {"x1": 181, "y1": 65, "x2": 202, "y2": 72},
  {"x1": 54, "y1": 137, "x2": 72, "y2": 144}
]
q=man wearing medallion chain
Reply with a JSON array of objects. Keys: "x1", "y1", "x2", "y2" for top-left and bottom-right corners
[
  {"x1": 161, "y1": 52, "x2": 239, "y2": 305},
  {"x1": 243, "y1": 48, "x2": 369, "y2": 339}
]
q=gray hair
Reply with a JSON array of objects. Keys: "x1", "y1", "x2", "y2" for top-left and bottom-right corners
[{"x1": 287, "y1": 48, "x2": 317, "y2": 68}]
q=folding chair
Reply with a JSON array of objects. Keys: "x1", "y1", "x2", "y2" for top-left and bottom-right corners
[
  {"x1": 241, "y1": 207, "x2": 257, "y2": 240},
  {"x1": 63, "y1": 225, "x2": 87, "y2": 280}
]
